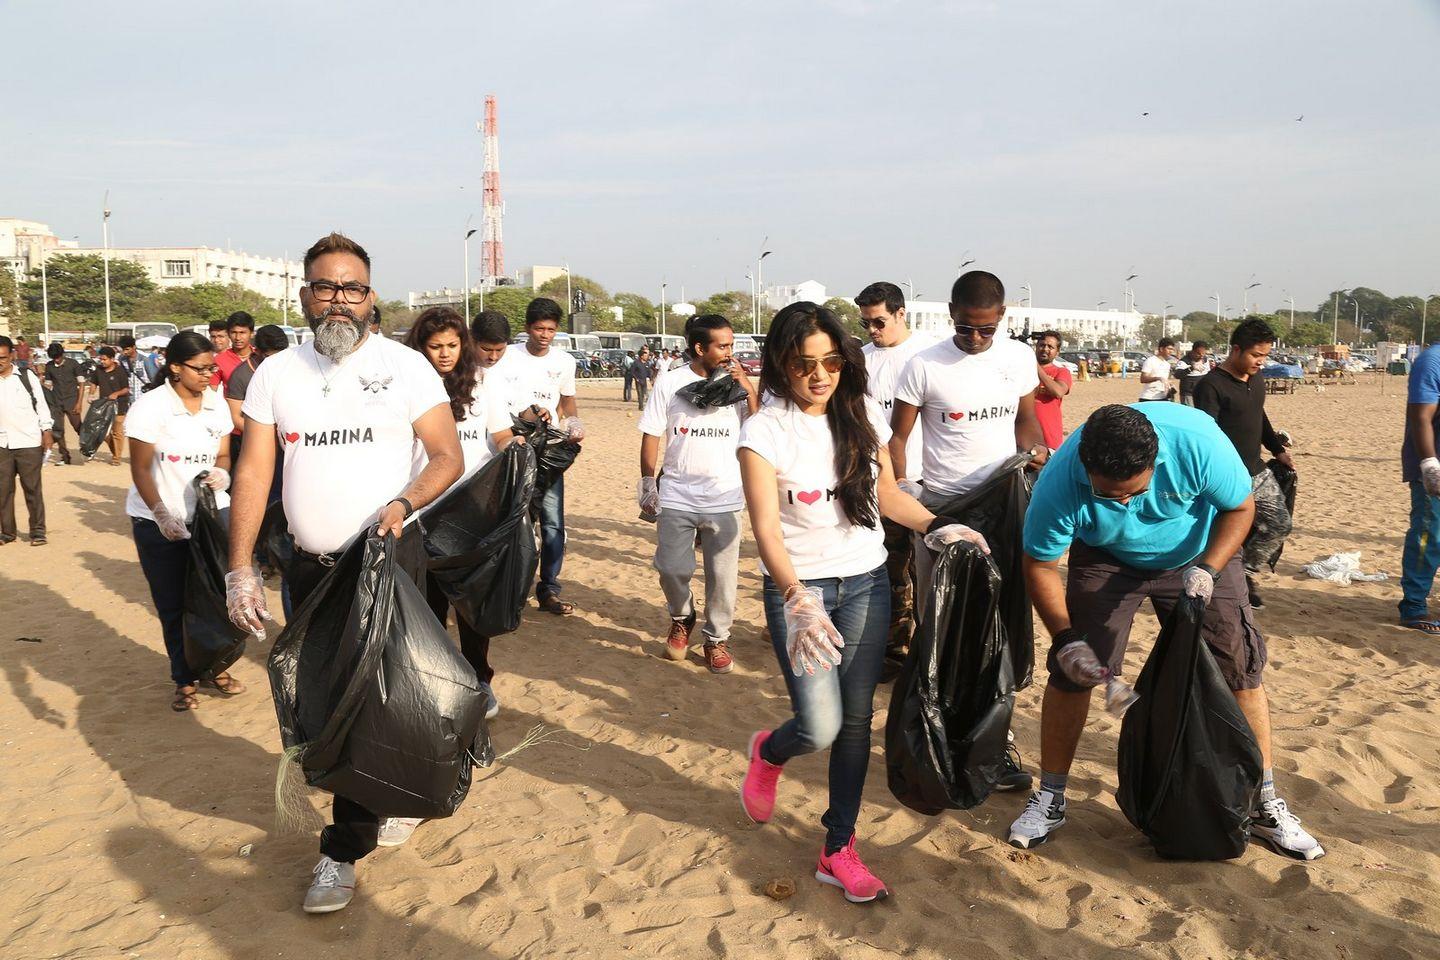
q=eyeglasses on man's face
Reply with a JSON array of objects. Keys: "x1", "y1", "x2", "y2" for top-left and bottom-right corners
[{"x1": 304, "y1": 280, "x2": 372, "y2": 304}]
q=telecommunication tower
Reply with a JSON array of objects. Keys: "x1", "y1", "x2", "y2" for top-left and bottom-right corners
[{"x1": 479, "y1": 95, "x2": 504, "y2": 281}]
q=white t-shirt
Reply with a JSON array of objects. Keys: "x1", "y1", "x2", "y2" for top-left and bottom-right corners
[
  {"x1": 1140, "y1": 355, "x2": 1173, "y2": 400},
  {"x1": 738, "y1": 398, "x2": 891, "y2": 580},
  {"x1": 124, "y1": 381, "x2": 234, "y2": 523},
  {"x1": 491, "y1": 344, "x2": 577, "y2": 421},
  {"x1": 638, "y1": 364, "x2": 746, "y2": 514},
  {"x1": 893, "y1": 336, "x2": 1040, "y2": 497},
  {"x1": 412, "y1": 377, "x2": 513, "y2": 479},
  {"x1": 862, "y1": 332, "x2": 935, "y2": 481},
  {"x1": 242, "y1": 334, "x2": 449, "y2": 554}
]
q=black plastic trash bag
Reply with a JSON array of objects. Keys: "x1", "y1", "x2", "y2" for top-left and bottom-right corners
[
  {"x1": 78, "y1": 399, "x2": 116, "y2": 459},
  {"x1": 676, "y1": 367, "x2": 748, "y2": 408},
  {"x1": 268, "y1": 529, "x2": 491, "y2": 819},
  {"x1": 1116, "y1": 599, "x2": 1263, "y2": 860},
  {"x1": 1250, "y1": 459, "x2": 1297, "y2": 571},
  {"x1": 509, "y1": 416, "x2": 581, "y2": 503},
  {"x1": 421, "y1": 443, "x2": 538, "y2": 637},
  {"x1": 886, "y1": 541, "x2": 1016, "y2": 815},
  {"x1": 182, "y1": 477, "x2": 247, "y2": 679},
  {"x1": 928, "y1": 453, "x2": 1035, "y2": 688}
]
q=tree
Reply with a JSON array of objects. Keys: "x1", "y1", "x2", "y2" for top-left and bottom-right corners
[
  {"x1": 20, "y1": 254, "x2": 154, "y2": 327},
  {"x1": 824, "y1": 297, "x2": 862, "y2": 336},
  {"x1": 694, "y1": 290, "x2": 756, "y2": 330},
  {"x1": 536, "y1": 273, "x2": 611, "y2": 318},
  {"x1": 468, "y1": 286, "x2": 535, "y2": 336},
  {"x1": 612, "y1": 292, "x2": 657, "y2": 333},
  {"x1": 376, "y1": 298, "x2": 417, "y2": 336},
  {"x1": 0, "y1": 268, "x2": 27, "y2": 336},
  {"x1": 131, "y1": 282, "x2": 283, "y2": 329}
]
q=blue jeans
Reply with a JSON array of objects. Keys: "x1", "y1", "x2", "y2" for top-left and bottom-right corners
[
  {"x1": 761, "y1": 565, "x2": 889, "y2": 852},
  {"x1": 537, "y1": 472, "x2": 566, "y2": 599},
  {"x1": 1400, "y1": 481, "x2": 1440, "y2": 621},
  {"x1": 132, "y1": 517, "x2": 195, "y2": 686}
]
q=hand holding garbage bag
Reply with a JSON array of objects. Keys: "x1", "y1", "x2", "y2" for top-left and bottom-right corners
[
  {"x1": 152, "y1": 502, "x2": 191, "y2": 541},
  {"x1": 201, "y1": 467, "x2": 230, "y2": 492},
  {"x1": 1053, "y1": 629, "x2": 1107, "y2": 687},
  {"x1": 922, "y1": 516, "x2": 989, "y2": 554},
  {"x1": 182, "y1": 477, "x2": 249, "y2": 679},
  {"x1": 1182, "y1": 564, "x2": 1216, "y2": 604},
  {"x1": 783, "y1": 587, "x2": 845, "y2": 675},
  {"x1": 675, "y1": 366, "x2": 749, "y2": 408}
]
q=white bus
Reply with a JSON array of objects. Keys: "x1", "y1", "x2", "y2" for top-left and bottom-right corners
[
  {"x1": 645, "y1": 334, "x2": 686, "y2": 354},
  {"x1": 104, "y1": 321, "x2": 178, "y2": 345},
  {"x1": 596, "y1": 331, "x2": 648, "y2": 353}
]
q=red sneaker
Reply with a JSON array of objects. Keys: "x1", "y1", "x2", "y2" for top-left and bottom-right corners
[
  {"x1": 664, "y1": 619, "x2": 691, "y2": 661},
  {"x1": 740, "y1": 730, "x2": 782, "y2": 823},
  {"x1": 704, "y1": 642, "x2": 733, "y2": 674},
  {"x1": 816, "y1": 837, "x2": 889, "y2": 903}
]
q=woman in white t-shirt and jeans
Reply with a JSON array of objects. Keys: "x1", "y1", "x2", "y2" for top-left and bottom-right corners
[
  {"x1": 737, "y1": 302, "x2": 986, "y2": 904},
  {"x1": 124, "y1": 331, "x2": 236, "y2": 712}
]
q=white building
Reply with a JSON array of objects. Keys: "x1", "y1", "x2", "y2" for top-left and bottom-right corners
[
  {"x1": 407, "y1": 264, "x2": 567, "y2": 310},
  {"x1": 763, "y1": 280, "x2": 827, "y2": 311},
  {"x1": 47, "y1": 244, "x2": 303, "y2": 308},
  {"x1": 903, "y1": 299, "x2": 1144, "y2": 346},
  {"x1": 0, "y1": 219, "x2": 78, "y2": 283}
]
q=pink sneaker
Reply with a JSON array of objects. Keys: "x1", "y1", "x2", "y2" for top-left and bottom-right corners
[
  {"x1": 740, "y1": 730, "x2": 783, "y2": 823},
  {"x1": 816, "y1": 837, "x2": 889, "y2": 903}
]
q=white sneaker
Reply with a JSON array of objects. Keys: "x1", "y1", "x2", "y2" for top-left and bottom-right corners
[
  {"x1": 1251, "y1": 797, "x2": 1325, "y2": 861},
  {"x1": 376, "y1": 817, "x2": 424, "y2": 848},
  {"x1": 1008, "y1": 790, "x2": 1067, "y2": 849},
  {"x1": 484, "y1": 688, "x2": 500, "y2": 721},
  {"x1": 302, "y1": 856, "x2": 355, "y2": 914}
]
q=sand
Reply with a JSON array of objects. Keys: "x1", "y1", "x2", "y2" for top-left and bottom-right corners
[{"x1": 2, "y1": 373, "x2": 1438, "y2": 960}]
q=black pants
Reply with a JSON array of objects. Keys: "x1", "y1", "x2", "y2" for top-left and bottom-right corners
[
  {"x1": 288, "y1": 554, "x2": 381, "y2": 864},
  {"x1": 0, "y1": 446, "x2": 45, "y2": 541},
  {"x1": 132, "y1": 516, "x2": 196, "y2": 685},
  {"x1": 623, "y1": 371, "x2": 633, "y2": 401},
  {"x1": 49, "y1": 400, "x2": 83, "y2": 463},
  {"x1": 425, "y1": 574, "x2": 494, "y2": 684}
]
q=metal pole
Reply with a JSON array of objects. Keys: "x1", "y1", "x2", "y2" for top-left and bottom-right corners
[
  {"x1": 41, "y1": 255, "x2": 50, "y2": 344},
  {"x1": 565, "y1": 262, "x2": 572, "y2": 326},
  {"x1": 1333, "y1": 291, "x2": 1340, "y2": 345},
  {"x1": 1423, "y1": 297, "x2": 1429, "y2": 345},
  {"x1": 463, "y1": 236, "x2": 471, "y2": 326},
  {"x1": 101, "y1": 192, "x2": 113, "y2": 328},
  {"x1": 282, "y1": 249, "x2": 290, "y2": 325},
  {"x1": 660, "y1": 282, "x2": 667, "y2": 336}
]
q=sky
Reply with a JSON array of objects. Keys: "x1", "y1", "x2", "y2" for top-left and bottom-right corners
[{"x1": 4, "y1": 0, "x2": 1438, "y2": 316}]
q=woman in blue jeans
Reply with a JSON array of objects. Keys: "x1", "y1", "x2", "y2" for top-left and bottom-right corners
[{"x1": 736, "y1": 302, "x2": 986, "y2": 904}]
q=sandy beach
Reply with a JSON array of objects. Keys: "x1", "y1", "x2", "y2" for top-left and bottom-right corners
[{"x1": 2, "y1": 373, "x2": 1437, "y2": 960}]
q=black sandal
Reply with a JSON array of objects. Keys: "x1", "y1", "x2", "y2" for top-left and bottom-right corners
[
  {"x1": 537, "y1": 595, "x2": 575, "y2": 616},
  {"x1": 199, "y1": 672, "x2": 246, "y2": 696},
  {"x1": 172, "y1": 684, "x2": 199, "y2": 712}
]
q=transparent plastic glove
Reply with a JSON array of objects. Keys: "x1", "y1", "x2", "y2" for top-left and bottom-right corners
[
  {"x1": 637, "y1": 476, "x2": 660, "y2": 521},
  {"x1": 1181, "y1": 564, "x2": 1216, "y2": 603},
  {"x1": 783, "y1": 586, "x2": 845, "y2": 676},
  {"x1": 1422, "y1": 457, "x2": 1440, "y2": 497},
  {"x1": 562, "y1": 416, "x2": 586, "y2": 442},
  {"x1": 202, "y1": 466, "x2": 230, "y2": 492},
  {"x1": 1055, "y1": 638, "x2": 1108, "y2": 688},
  {"x1": 923, "y1": 520, "x2": 990, "y2": 555},
  {"x1": 897, "y1": 479, "x2": 924, "y2": 500},
  {"x1": 1105, "y1": 676, "x2": 1140, "y2": 717},
  {"x1": 151, "y1": 502, "x2": 191, "y2": 541},
  {"x1": 225, "y1": 567, "x2": 273, "y2": 639}
]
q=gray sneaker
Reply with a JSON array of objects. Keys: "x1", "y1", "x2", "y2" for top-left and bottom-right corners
[
  {"x1": 483, "y1": 687, "x2": 500, "y2": 721},
  {"x1": 1007, "y1": 790, "x2": 1067, "y2": 849},
  {"x1": 376, "y1": 817, "x2": 423, "y2": 848},
  {"x1": 302, "y1": 856, "x2": 355, "y2": 914}
]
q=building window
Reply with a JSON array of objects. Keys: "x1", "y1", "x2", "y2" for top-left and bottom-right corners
[{"x1": 163, "y1": 259, "x2": 192, "y2": 278}]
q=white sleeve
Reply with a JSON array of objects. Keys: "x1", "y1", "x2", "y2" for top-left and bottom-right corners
[
  {"x1": 241, "y1": 355, "x2": 278, "y2": 425},
  {"x1": 737, "y1": 411, "x2": 778, "y2": 464},
  {"x1": 408, "y1": 355, "x2": 451, "y2": 422},
  {"x1": 892, "y1": 353, "x2": 926, "y2": 407},
  {"x1": 123, "y1": 391, "x2": 160, "y2": 443},
  {"x1": 867, "y1": 398, "x2": 894, "y2": 445},
  {"x1": 29, "y1": 373, "x2": 53, "y2": 432},
  {"x1": 559, "y1": 354, "x2": 577, "y2": 398},
  {"x1": 637, "y1": 375, "x2": 670, "y2": 435}
]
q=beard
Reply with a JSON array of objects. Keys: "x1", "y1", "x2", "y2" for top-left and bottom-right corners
[{"x1": 308, "y1": 304, "x2": 368, "y2": 361}]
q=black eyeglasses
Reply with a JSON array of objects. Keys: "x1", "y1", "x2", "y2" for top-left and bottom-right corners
[
  {"x1": 955, "y1": 324, "x2": 999, "y2": 339},
  {"x1": 786, "y1": 353, "x2": 845, "y2": 377},
  {"x1": 304, "y1": 280, "x2": 372, "y2": 304},
  {"x1": 182, "y1": 362, "x2": 220, "y2": 375}
]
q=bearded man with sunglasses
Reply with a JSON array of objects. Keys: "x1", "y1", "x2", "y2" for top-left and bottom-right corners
[
  {"x1": 856, "y1": 281, "x2": 935, "y2": 680},
  {"x1": 1010, "y1": 403, "x2": 1324, "y2": 861},
  {"x1": 224, "y1": 232, "x2": 463, "y2": 915}
]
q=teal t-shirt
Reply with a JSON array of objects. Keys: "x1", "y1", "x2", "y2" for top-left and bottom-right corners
[{"x1": 1023, "y1": 402, "x2": 1252, "y2": 570}]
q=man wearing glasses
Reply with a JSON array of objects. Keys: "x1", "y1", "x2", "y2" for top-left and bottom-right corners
[
  {"x1": 224, "y1": 232, "x2": 464, "y2": 915},
  {"x1": 856, "y1": 281, "x2": 934, "y2": 681},
  {"x1": 1010, "y1": 403, "x2": 1324, "y2": 861}
]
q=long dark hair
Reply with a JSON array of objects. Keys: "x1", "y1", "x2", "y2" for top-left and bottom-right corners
[
  {"x1": 759, "y1": 302, "x2": 879, "y2": 529},
  {"x1": 404, "y1": 307, "x2": 478, "y2": 421},
  {"x1": 144, "y1": 331, "x2": 214, "y2": 392}
]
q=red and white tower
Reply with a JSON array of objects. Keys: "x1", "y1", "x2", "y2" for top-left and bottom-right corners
[{"x1": 480, "y1": 95, "x2": 504, "y2": 282}]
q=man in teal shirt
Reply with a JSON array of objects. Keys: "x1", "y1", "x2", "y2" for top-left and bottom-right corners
[{"x1": 1008, "y1": 403, "x2": 1324, "y2": 861}]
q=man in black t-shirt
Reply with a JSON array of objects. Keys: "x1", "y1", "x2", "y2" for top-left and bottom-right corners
[
  {"x1": 90, "y1": 347, "x2": 131, "y2": 464},
  {"x1": 42, "y1": 344, "x2": 84, "y2": 464}
]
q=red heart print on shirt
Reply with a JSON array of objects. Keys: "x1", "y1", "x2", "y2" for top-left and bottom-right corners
[
  {"x1": 797, "y1": 490, "x2": 822, "y2": 505},
  {"x1": 167, "y1": 454, "x2": 181, "y2": 462},
  {"x1": 284, "y1": 432, "x2": 300, "y2": 444},
  {"x1": 948, "y1": 412, "x2": 965, "y2": 421},
  {"x1": 679, "y1": 426, "x2": 689, "y2": 434}
]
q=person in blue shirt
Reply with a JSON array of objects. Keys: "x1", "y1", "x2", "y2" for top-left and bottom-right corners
[
  {"x1": 1400, "y1": 343, "x2": 1440, "y2": 633},
  {"x1": 1008, "y1": 402, "x2": 1325, "y2": 861}
]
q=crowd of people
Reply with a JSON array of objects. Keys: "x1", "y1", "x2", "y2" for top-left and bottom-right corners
[{"x1": 3, "y1": 233, "x2": 1364, "y2": 917}]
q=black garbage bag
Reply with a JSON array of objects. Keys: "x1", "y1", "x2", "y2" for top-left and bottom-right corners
[
  {"x1": 182, "y1": 477, "x2": 247, "y2": 679},
  {"x1": 886, "y1": 541, "x2": 1016, "y2": 815},
  {"x1": 1116, "y1": 599, "x2": 1263, "y2": 860},
  {"x1": 928, "y1": 453, "x2": 1035, "y2": 688},
  {"x1": 78, "y1": 399, "x2": 116, "y2": 459},
  {"x1": 1257, "y1": 459, "x2": 1297, "y2": 570},
  {"x1": 676, "y1": 367, "x2": 749, "y2": 408},
  {"x1": 268, "y1": 528, "x2": 491, "y2": 819},
  {"x1": 510, "y1": 416, "x2": 581, "y2": 503},
  {"x1": 420, "y1": 443, "x2": 539, "y2": 636}
]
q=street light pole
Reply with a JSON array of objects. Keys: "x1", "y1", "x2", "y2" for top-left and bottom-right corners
[
  {"x1": 756, "y1": 247, "x2": 772, "y2": 335},
  {"x1": 1213, "y1": 293, "x2": 1222, "y2": 324},
  {"x1": 1423, "y1": 295, "x2": 1431, "y2": 345},
  {"x1": 564, "y1": 262, "x2": 572, "y2": 327},
  {"x1": 1243, "y1": 279, "x2": 1261, "y2": 316},
  {"x1": 463, "y1": 223, "x2": 477, "y2": 326},
  {"x1": 1286, "y1": 296, "x2": 1296, "y2": 330},
  {"x1": 1332, "y1": 290, "x2": 1341, "y2": 345},
  {"x1": 660, "y1": 282, "x2": 667, "y2": 336},
  {"x1": 40, "y1": 254, "x2": 50, "y2": 344},
  {"x1": 101, "y1": 191, "x2": 113, "y2": 328}
]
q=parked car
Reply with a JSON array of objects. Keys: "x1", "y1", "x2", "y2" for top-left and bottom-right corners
[{"x1": 734, "y1": 351, "x2": 763, "y2": 376}]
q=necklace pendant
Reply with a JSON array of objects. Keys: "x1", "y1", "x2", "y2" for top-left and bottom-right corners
[{"x1": 322, "y1": 384, "x2": 331, "y2": 397}]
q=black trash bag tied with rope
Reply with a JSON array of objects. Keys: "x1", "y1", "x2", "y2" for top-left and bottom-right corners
[
  {"x1": 182, "y1": 475, "x2": 247, "y2": 680},
  {"x1": 675, "y1": 366, "x2": 749, "y2": 409},
  {"x1": 1116, "y1": 598, "x2": 1263, "y2": 860},
  {"x1": 927, "y1": 452, "x2": 1036, "y2": 689},
  {"x1": 886, "y1": 541, "x2": 1016, "y2": 815},
  {"x1": 268, "y1": 527, "x2": 492, "y2": 821},
  {"x1": 420, "y1": 441, "x2": 539, "y2": 637}
]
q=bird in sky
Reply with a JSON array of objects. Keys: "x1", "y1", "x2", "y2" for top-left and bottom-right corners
[
  {"x1": 1296, "y1": 114, "x2": 1304, "y2": 121},
  {"x1": 1141, "y1": 111, "x2": 1149, "y2": 116}
]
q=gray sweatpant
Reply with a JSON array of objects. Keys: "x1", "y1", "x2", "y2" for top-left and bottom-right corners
[{"x1": 654, "y1": 508, "x2": 742, "y2": 644}]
